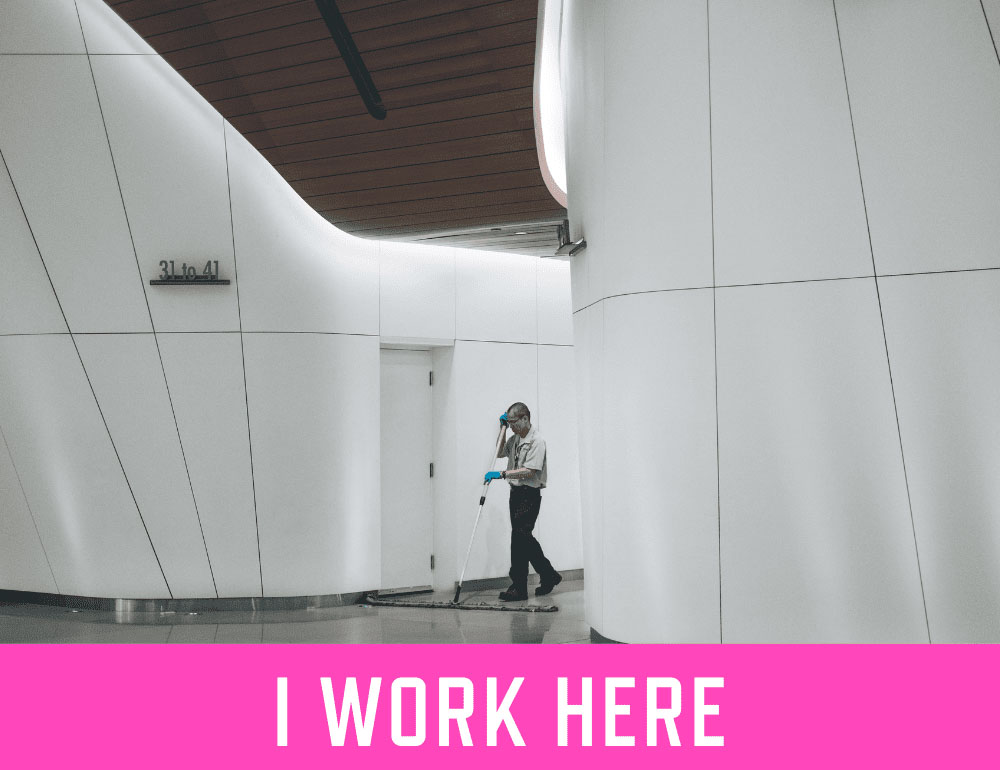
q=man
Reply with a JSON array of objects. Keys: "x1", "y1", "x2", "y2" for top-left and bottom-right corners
[{"x1": 484, "y1": 402, "x2": 562, "y2": 601}]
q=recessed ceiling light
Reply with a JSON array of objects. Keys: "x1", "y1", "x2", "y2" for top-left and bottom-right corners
[{"x1": 515, "y1": 231, "x2": 527, "y2": 235}]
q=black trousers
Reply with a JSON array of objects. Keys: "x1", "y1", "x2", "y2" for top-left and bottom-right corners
[{"x1": 508, "y1": 485, "x2": 555, "y2": 590}]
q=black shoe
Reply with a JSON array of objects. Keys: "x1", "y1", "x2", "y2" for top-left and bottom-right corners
[
  {"x1": 535, "y1": 572, "x2": 563, "y2": 596},
  {"x1": 499, "y1": 586, "x2": 528, "y2": 601}
]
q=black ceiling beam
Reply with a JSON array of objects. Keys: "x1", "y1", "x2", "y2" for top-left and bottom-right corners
[{"x1": 314, "y1": 0, "x2": 387, "y2": 120}]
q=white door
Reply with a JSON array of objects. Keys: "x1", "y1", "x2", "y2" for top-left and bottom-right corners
[{"x1": 380, "y1": 349, "x2": 434, "y2": 591}]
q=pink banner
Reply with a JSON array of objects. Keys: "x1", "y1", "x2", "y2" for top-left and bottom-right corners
[{"x1": 1, "y1": 644, "x2": 995, "y2": 767}]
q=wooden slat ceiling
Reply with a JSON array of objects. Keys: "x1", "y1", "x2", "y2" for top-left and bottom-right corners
[{"x1": 107, "y1": 0, "x2": 566, "y2": 256}]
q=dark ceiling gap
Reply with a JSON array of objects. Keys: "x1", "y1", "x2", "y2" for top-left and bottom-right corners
[
  {"x1": 173, "y1": 16, "x2": 535, "y2": 75},
  {"x1": 249, "y1": 91, "x2": 532, "y2": 149},
  {"x1": 146, "y1": 2, "x2": 315, "y2": 44},
  {"x1": 224, "y1": 62, "x2": 532, "y2": 120},
  {"x1": 275, "y1": 123, "x2": 535, "y2": 171},
  {"x1": 307, "y1": 171, "x2": 544, "y2": 209},
  {"x1": 332, "y1": 194, "x2": 559, "y2": 227},
  {"x1": 284, "y1": 130, "x2": 537, "y2": 183},
  {"x1": 208, "y1": 40, "x2": 535, "y2": 104},
  {"x1": 316, "y1": 179, "x2": 541, "y2": 214},
  {"x1": 110, "y1": 0, "x2": 564, "y2": 253},
  {"x1": 151, "y1": 0, "x2": 508, "y2": 53},
  {"x1": 289, "y1": 143, "x2": 537, "y2": 184},
  {"x1": 240, "y1": 84, "x2": 531, "y2": 140},
  {"x1": 182, "y1": 19, "x2": 535, "y2": 87},
  {"x1": 261, "y1": 109, "x2": 530, "y2": 161},
  {"x1": 300, "y1": 161, "x2": 541, "y2": 198},
  {"x1": 349, "y1": 209, "x2": 566, "y2": 236}
]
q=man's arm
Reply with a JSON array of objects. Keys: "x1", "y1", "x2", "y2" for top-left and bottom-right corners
[
  {"x1": 502, "y1": 466, "x2": 538, "y2": 481},
  {"x1": 495, "y1": 424, "x2": 508, "y2": 458}
]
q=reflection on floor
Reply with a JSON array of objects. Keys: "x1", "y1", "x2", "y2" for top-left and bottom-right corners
[{"x1": 0, "y1": 579, "x2": 590, "y2": 644}]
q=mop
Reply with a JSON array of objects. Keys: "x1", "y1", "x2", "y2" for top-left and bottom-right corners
[{"x1": 362, "y1": 418, "x2": 559, "y2": 614}]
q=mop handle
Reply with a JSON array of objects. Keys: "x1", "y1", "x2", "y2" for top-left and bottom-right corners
[
  {"x1": 453, "y1": 421, "x2": 508, "y2": 603},
  {"x1": 455, "y1": 482, "x2": 490, "y2": 592}
]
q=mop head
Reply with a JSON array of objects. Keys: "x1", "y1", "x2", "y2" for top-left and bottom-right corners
[{"x1": 361, "y1": 593, "x2": 558, "y2": 613}]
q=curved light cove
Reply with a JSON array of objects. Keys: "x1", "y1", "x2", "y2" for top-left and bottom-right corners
[{"x1": 533, "y1": 0, "x2": 568, "y2": 208}]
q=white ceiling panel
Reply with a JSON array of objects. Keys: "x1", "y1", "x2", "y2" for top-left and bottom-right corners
[
  {"x1": 226, "y1": 125, "x2": 379, "y2": 335},
  {"x1": 0, "y1": 156, "x2": 66, "y2": 335},
  {"x1": 379, "y1": 240, "x2": 456, "y2": 341},
  {"x1": 0, "y1": 55, "x2": 151, "y2": 333},
  {"x1": 603, "y1": 0, "x2": 713, "y2": 294},
  {"x1": 76, "y1": 0, "x2": 156, "y2": 55},
  {"x1": 836, "y1": 0, "x2": 1000, "y2": 274},
  {"x1": 91, "y1": 55, "x2": 239, "y2": 332},
  {"x1": 710, "y1": 0, "x2": 872, "y2": 284},
  {"x1": 0, "y1": 0, "x2": 85, "y2": 54},
  {"x1": 455, "y1": 249, "x2": 537, "y2": 343}
]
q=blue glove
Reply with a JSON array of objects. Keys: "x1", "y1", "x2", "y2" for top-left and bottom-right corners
[
  {"x1": 499, "y1": 412, "x2": 508, "y2": 426},
  {"x1": 484, "y1": 471, "x2": 502, "y2": 483}
]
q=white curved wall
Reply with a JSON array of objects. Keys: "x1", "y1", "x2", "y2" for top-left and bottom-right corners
[
  {"x1": 0, "y1": 0, "x2": 582, "y2": 599},
  {"x1": 565, "y1": 0, "x2": 1000, "y2": 642}
]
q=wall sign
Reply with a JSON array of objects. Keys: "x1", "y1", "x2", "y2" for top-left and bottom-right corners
[{"x1": 150, "y1": 260, "x2": 230, "y2": 285}]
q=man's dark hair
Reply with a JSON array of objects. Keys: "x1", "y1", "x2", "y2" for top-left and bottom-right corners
[{"x1": 507, "y1": 402, "x2": 530, "y2": 421}]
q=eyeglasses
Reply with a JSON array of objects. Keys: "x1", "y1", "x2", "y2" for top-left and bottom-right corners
[{"x1": 507, "y1": 414, "x2": 527, "y2": 424}]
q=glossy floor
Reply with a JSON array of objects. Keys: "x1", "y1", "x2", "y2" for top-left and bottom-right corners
[{"x1": 0, "y1": 579, "x2": 590, "y2": 644}]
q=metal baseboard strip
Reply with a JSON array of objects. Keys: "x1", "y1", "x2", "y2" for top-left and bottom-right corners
[
  {"x1": 363, "y1": 594, "x2": 558, "y2": 613},
  {"x1": 0, "y1": 589, "x2": 373, "y2": 614}
]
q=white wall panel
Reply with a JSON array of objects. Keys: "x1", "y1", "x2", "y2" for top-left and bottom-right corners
[
  {"x1": 710, "y1": 0, "x2": 872, "y2": 285},
  {"x1": 837, "y1": 0, "x2": 1000, "y2": 274},
  {"x1": 76, "y1": 0, "x2": 156, "y2": 55},
  {"x1": 879, "y1": 272, "x2": 1000, "y2": 642},
  {"x1": 0, "y1": 336, "x2": 168, "y2": 598},
  {"x1": 455, "y1": 250, "x2": 536, "y2": 343},
  {"x1": 0, "y1": 428, "x2": 59, "y2": 593},
  {"x1": 92, "y1": 56, "x2": 239, "y2": 332},
  {"x1": 226, "y1": 125, "x2": 379, "y2": 335},
  {"x1": 603, "y1": 0, "x2": 713, "y2": 294},
  {"x1": 0, "y1": 56, "x2": 151, "y2": 333},
  {"x1": 716, "y1": 279, "x2": 927, "y2": 642},
  {"x1": 536, "y1": 258, "x2": 573, "y2": 345},
  {"x1": 0, "y1": 0, "x2": 85, "y2": 54},
  {"x1": 984, "y1": 0, "x2": 1000, "y2": 35},
  {"x1": 572, "y1": 302, "x2": 604, "y2": 630},
  {"x1": 602, "y1": 290, "x2": 719, "y2": 643},
  {"x1": 75, "y1": 334, "x2": 216, "y2": 598},
  {"x1": 536, "y1": 345, "x2": 583, "y2": 571},
  {"x1": 0, "y1": 157, "x2": 66, "y2": 335},
  {"x1": 379, "y1": 241, "x2": 455, "y2": 340},
  {"x1": 158, "y1": 333, "x2": 261, "y2": 597},
  {"x1": 243, "y1": 333, "x2": 380, "y2": 596},
  {"x1": 449, "y1": 341, "x2": 537, "y2": 582},
  {"x1": 563, "y1": 0, "x2": 605, "y2": 312}
]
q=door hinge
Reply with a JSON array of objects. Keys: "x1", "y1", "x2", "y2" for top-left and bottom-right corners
[
  {"x1": 429, "y1": 371, "x2": 434, "y2": 386},
  {"x1": 430, "y1": 554, "x2": 435, "y2": 570},
  {"x1": 429, "y1": 462, "x2": 434, "y2": 478}
]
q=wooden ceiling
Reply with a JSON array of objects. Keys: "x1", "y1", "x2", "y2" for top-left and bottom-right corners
[{"x1": 107, "y1": 0, "x2": 566, "y2": 256}]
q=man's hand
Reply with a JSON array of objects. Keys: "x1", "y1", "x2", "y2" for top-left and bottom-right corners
[
  {"x1": 499, "y1": 412, "x2": 508, "y2": 426},
  {"x1": 484, "y1": 471, "x2": 502, "y2": 483}
]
